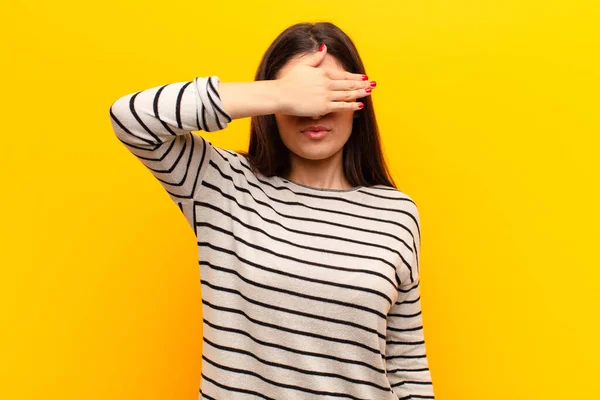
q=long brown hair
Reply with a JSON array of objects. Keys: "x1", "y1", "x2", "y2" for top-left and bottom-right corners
[{"x1": 238, "y1": 22, "x2": 397, "y2": 189}]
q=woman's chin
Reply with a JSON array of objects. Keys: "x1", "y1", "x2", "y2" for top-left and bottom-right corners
[{"x1": 292, "y1": 146, "x2": 340, "y2": 161}]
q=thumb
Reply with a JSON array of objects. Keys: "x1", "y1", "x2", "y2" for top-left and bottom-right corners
[{"x1": 304, "y1": 43, "x2": 327, "y2": 67}]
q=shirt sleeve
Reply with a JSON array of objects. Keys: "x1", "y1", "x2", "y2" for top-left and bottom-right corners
[
  {"x1": 385, "y1": 205, "x2": 435, "y2": 399},
  {"x1": 108, "y1": 76, "x2": 232, "y2": 202}
]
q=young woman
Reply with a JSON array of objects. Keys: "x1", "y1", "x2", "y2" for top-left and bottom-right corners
[{"x1": 109, "y1": 22, "x2": 434, "y2": 400}]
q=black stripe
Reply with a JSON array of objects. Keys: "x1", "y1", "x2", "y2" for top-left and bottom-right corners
[
  {"x1": 203, "y1": 78, "x2": 224, "y2": 130},
  {"x1": 389, "y1": 310, "x2": 422, "y2": 318},
  {"x1": 207, "y1": 76, "x2": 233, "y2": 122},
  {"x1": 175, "y1": 82, "x2": 193, "y2": 129},
  {"x1": 201, "y1": 372, "x2": 274, "y2": 400},
  {"x1": 391, "y1": 379, "x2": 433, "y2": 386},
  {"x1": 195, "y1": 81, "x2": 201, "y2": 130},
  {"x1": 396, "y1": 295, "x2": 421, "y2": 306},
  {"x1": 201, "y1": 96, "x2": 208, "y2": 131},
  {"x1": 153, "y1": 85, "x2": 179, "y2": 135},
  {"x1": 388, "y1": 325, "x2": 424, "y2": 333},
  {"x1": 399, "y1": 280, "x2": 420, "y2": 294},
  {"x1": 385, "y1": 354, "x2": 428, "y2": 360},
  {"x1": 133, "y1": 90, "x2": 164, "y2": 143},
  {"x1": 388, "y1": 367, "x2": 431, "y2": 373},
  {"x1": 199, "y1": 390, "x2": 216, "y2": 400}
]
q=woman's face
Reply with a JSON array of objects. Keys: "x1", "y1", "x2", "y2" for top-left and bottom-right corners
[{"x1": 274, "y1": 54, "x2": 356, "y2": 161}]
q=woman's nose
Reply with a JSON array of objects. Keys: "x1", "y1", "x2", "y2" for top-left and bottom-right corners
[{"x1": 310, "y1": 114, "x2": 325, "y2": 120}]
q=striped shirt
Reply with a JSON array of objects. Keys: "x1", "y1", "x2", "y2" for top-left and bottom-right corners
[{"x1": 109, "y1": 76, "x2": 435, "y2": 400}]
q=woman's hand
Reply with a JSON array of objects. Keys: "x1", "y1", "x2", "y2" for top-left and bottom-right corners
[{"x1": 274, "y1": 44, "x2": 375, "y2": 116}]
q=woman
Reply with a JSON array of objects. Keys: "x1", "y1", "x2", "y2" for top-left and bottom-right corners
[{"x1": 109, "y1": 22, "x2": 434, "y2": 400}]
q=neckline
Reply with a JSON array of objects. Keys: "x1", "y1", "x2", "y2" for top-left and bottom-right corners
[{"x1": 280, "y1": 178, "x2": 364, "y2": 193}]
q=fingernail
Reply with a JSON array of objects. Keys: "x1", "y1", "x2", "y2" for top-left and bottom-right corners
[
  {"x1": 319, "y1": 43, "x2": 325, "y2": 52},
  {"x1": 358, "y1": 103, "x2": 364, "y2": 109},
  {"x1": 370, "y1": 81, "x2": 377, "y2": 87},
  {"x1": 362, "y1": 75, "x2": 369, "y2": 80},
  {"x1": 365, "y1": 87, "x2": 372, "y2": 93}
]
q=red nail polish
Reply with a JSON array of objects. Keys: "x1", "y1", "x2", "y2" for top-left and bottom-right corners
[
  {"x1": 319, "y1": 43, "x2": 325, "y2": 52},
  {"x1": 362, "y1": 75, "x2": 369, "y2": 80},
  {"x1": 358, "y1": 103, "x2": 364, "y2": 109},
  {"x1": 370, "y1": 81, "x2": 377, "y2": 87},
  {"x1": 365, "y1": 87, "x2": 372, "y2": 93}
]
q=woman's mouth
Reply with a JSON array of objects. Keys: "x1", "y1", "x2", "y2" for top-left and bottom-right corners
[
  {"x1": 302, "y1": 129, "x2": 329, "y2": 139},
  {"x1": 301, "y1": 125, "x2": 331, "y2": 140}
]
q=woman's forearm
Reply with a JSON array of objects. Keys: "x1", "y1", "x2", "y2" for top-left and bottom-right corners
[{"x1": 218, "y1": 80, "x2": 282, "y2": 120}]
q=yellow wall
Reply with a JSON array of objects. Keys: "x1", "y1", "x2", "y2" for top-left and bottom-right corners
[{"x1": 2, "y1": 1, "x2": 598, "y2": 399}]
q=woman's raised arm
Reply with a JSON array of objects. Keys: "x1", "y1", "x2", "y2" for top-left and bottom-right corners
[{"x1": 108, "y1": 76, "x2": 232, "y2": 201}]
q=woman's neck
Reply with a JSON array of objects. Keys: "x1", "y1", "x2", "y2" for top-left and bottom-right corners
[{"x1": 285, "y1": 149, "x2": 353, "y2": 190}]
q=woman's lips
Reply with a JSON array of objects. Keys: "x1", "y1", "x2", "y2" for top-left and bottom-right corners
[{"x1": 302, "y1": 129, "x2": 330, "y2": 139}]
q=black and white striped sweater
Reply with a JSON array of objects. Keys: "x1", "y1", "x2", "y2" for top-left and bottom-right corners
[{"x1": 109, "y1": 76, "x2": 435, "y2": 400}]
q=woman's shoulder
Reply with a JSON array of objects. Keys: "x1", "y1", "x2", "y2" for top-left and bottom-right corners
[
  {"x1": 359, "y1": 184, "x2": 420, "y2": 217},
  {"x1": 362, "y1": 184, "x2": 417, "y2": 203}
]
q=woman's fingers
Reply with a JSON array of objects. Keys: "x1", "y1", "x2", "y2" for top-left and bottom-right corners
[
  {"x1": 326, "y1": 70, "x2": 373, "y2": 109},
  {"x1": 328, "y1": 77, "x2": 375, "y2": 91},
  {"x1": 322, "y1": 70, "x2": 375, "y2": 111},
  {"x1": 329, "y1": 87, "x2": 372, "y2": 102},
  {"x1": 329, "y1": 100, "x2": 364, "y2": 111},
  {"x1": 326, "y1": 69, "x2": 368, "y2": 82}
]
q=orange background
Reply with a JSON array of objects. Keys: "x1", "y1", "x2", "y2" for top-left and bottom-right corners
[{"x1": 2, "y1": 1, "x2": 598, "y2": 399}]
